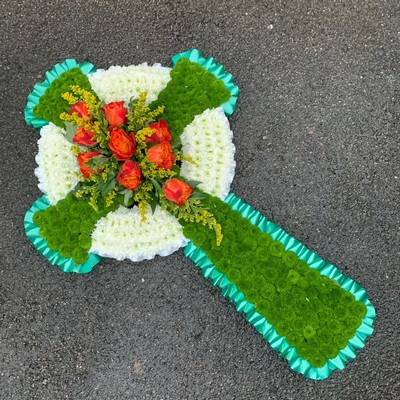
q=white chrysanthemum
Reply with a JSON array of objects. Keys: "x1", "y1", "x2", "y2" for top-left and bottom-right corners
[
  {"x1": 88, "y1": 63, "x2": 171, "y2": 106},
  {"x1": 35, "y1": 123, "x2": 80, "y2": 204},
  {"x1": 90, "y1": 205, "x2": 189, "y2": 261},
  {"x1": 180, "y1": 107, "x2": 235, "y2": 199}
]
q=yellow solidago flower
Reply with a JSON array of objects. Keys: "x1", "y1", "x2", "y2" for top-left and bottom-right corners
[
  {"x1": 61, "y1": 92, "x2": 79, "y2": 105},
  {"x1": 60, "y1": 112, "x2": 87, "y2": 127}
]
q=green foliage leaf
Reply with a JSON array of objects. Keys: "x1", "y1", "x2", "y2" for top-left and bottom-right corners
[
  {"x1": 101, "y1": 178, "x2": 116, "y2": 196},
  {"x1": 190, "y1": 191, "x2": 206, "y2": 200},
  {"x1": 150, "y1": 178, "x2": 162, "y2": 195},
  {"x1": 148, "y1": 197, "x2": 158, "y2": 214},
  {"x1": 123, "y1": 190, "x2": 134, "y2": 207},
  {"x1": 85, "y1": 155, "x2": 109, "y2": 170},
  {"x1": 186, "y1": 180, "x2": 202, "y2": 187},
  {"x1": 64, "y1": 121, "x2": 78, "y2": 143}
]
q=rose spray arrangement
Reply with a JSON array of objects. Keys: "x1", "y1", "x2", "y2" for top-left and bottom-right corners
[{"x1": 32, "y1": 85, "x2": 223, "y2": 265}]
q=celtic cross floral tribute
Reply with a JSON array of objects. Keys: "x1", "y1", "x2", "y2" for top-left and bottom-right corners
[{"x1": 24, "y1": 49, "x2": 375, "y2": 379}]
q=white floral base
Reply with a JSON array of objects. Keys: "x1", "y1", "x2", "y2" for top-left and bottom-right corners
[
  {"x1": 90, "y1": 205, "x2": 189, "y2": 262},
  {"x1": 35, "y1": 124, "x2": 80, "y2": 204}
]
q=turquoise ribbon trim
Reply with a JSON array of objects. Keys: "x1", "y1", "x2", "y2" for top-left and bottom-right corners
[
  {"x1": 24, "y1": 195, "x2": 101, "y2": 274},
  {"x1": 172, "y1": 49, "x2": 239, "y2": 116},
  {"x1": 24, "y1": 59, "x2": 96, "y2": 129},
  {"x1": 184, "y1": 193, "x2": 375, "y2": 380}
]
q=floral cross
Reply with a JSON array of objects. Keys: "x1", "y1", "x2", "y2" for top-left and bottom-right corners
[{"x1": 24, "y1": 49, "x2": 375, "y2": 380}]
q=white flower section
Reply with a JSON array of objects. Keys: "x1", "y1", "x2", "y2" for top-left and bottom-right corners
[
  {"x1": 180, "y1": 107, "x2": 236, "y2": 199},
  {"x1": 34, "y1": 123, "x2": 80, "y2": 204},
  {"x1": 88, "y1": 63, "x2": 171, "y2": 106},
  {"x1": 90, "y1": 205, "x2": 189, "y2": 262}
]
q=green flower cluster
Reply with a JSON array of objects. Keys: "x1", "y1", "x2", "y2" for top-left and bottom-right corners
[
  {"x1": 181, "y1": 195, "x2": 367, "y2": 368},
  {"x1": 33, "y1": 193, "x2": 117, "y2": 265},
  {"x1": 33, "y1": 68, "x2": 97, "y2": 127},
  {"x1": 151, "y1": 58, "x2": 230, "y2": 143}
]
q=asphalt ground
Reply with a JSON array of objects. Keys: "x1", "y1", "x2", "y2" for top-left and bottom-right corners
[{"x1": 1, "y1": 1, "x2": 399, "y2": 399}]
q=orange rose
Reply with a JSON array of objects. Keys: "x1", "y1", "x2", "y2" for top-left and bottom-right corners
[
  {"x1": 117, "y1": 160, "x2": 141, "y2": 190},
  {"x1": 77, "y1": 151, "x2": 102, "y2": 178},
  {"x1": 101, "y1": 101, "x2": 128, "y2": 127},
  {"x1": 72, "y1": 126, "x2": 96, "y2": 146},
  {"x1": 70, "y1": 101, "x2": 91, "y2": 119},
  {"x1": 109, "y1": 128, "x2": 136, "y2": 161},
  {"x1": 147, "y1": 141, "x2": 175, "y2": 169},
  {"x1": 164, "y1": 178, "x2": 193, "y2": 206},
  {"x1": 146, "y1": 119, "x2": 172, "y2": 143}
]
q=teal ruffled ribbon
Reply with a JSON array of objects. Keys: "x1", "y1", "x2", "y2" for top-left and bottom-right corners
[
  {"x1": 24, "y1": 59, "x2": 96, "y2": 128},
  {"x1": 184, "y1": 193, "x2": 375, "y2": 380},
  {"x1": 172, "y1": 49, "x2": 239, "y2": 116},
  {"x1": 24, "y1": 196, "x2": 101, "y2": 273}
]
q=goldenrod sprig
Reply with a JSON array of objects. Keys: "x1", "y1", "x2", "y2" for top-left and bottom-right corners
[
  {"x1": 127, "y1": 91, "x2": 164, "y2": 132},
  {"x1": 161, "y1": 196, "x2": 223, "y2": 245}
]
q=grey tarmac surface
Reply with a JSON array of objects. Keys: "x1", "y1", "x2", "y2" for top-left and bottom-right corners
[{"x1": 0, "y1": 1, "x2": 399, "y2": 399}]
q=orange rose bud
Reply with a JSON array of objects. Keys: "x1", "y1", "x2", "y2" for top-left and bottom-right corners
[
  {"x1": 77, "y1": 151, "x2": 102, "y2": 178},
  {"x1": 164, "y1": 178, "x2": 193, "y2": 206},
  {"x1": 117, "y1": 160, "x2": 141, "y2": 190},
  {"x1": 101, "y1": 101, "x2": 128, "y2": 127},
  {"x1": 70, "y1": 101, "x2": 91, "y2": 119},
  {"x1": 109, "y1": 128, "x2": 136, "y2": 161},
  {"x1": 146, "y1": 119, "x2": 172, "y2": 143},
  {"x1": 72, "y1": 126, "x2": 97, "y2": 146},
  {"x1": 147, "y1": 141, "x2": 175, "y2": 169}
]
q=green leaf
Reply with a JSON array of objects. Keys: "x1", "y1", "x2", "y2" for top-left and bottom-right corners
[
  {"x1": 186, "y1": 180, "x2": 202, "y2": 187},
  {"x1": 128, "y1": 97, "x2": 139, "y2": 110},
  {"x1": 191, "y1": 191, "x2": 206, "y2": 200},
  {"x1": 171, "y1": 164, "x2": 181, "y2": 174},
  {"x1": 124, "y1": 190, "x2": 134, "y2": 206},
  {"x1": 64, "y1": 121, "x2": 78, "y2": 143},
  {"x1": 150, "y1": 178, "x2": 162, "y2": 195},
  {"x1": 86, "y1": 155, "x2": 109, "y2": 170},
  {"x1": 99, "y1": 148, "x2": 111, "y2": 156},
  {"x1": 101, "y1": 178, "x2": 116, "y2": 196},
  {"x1": 149, "y1": 198, "x2": 157, "y2": 214}
]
